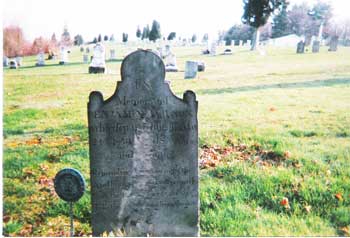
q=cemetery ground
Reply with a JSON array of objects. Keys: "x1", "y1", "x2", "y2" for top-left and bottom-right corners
[{"x1": 3, "y1": 44, "x2": 350, "y2": 236}]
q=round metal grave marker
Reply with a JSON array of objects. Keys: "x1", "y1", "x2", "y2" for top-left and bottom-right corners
[{"x1": 54, "y1": 168, "x2": 85, "y2": 202}]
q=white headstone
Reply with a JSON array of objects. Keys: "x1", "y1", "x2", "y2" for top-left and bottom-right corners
[
  {"x1": 59, "y1": 46, "x2": 69, "y2": 64},
  {"x1": 36, "y1": 52, "x2": 45, "y2": 66},
  {"x1": 110, "y1": 49, "x2": 116, "y2": 60},
  {"x1": 210, "y1": 42, "x2": 217, "y2": 56},
  {"x1": 83, "y1": 54, "x2": 89, "y2": 63},
  {"x1": 15, "y1": 56, "x2": 22, "y2": 66},
  {"x1": 3, "y1": 56, "x2": 9, "y2": 67},
  {"x1": 165, "y1": 53, "x2": 178, "y2": 72},
  {"x1": 184, "y1": 61, "x2": 198, "y2": 79},
  {"x1": 90, "y1": 43, "x2": 106, "y2": 68}
]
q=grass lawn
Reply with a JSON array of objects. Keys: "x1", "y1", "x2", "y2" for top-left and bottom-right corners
[{"x1": 3, "y1": 43, "x2": 350, "y2": 236}]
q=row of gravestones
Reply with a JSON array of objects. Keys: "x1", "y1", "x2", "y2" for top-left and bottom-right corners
[{"x1": 296, "y1": 37, "x2": 339, "y2": 54}]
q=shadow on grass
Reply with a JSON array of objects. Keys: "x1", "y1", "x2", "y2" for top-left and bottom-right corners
[{"x1": 196, "y1": 78, "x2": 350, "y2": 95}]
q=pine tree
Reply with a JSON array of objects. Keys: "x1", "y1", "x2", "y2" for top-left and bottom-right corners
[
  {"x1": 272, "y1": 1, "x2": 290, "y2": 38},
  {"x1": 242, "y1": 0, "x2": 286, "y2": 50},
  {"x1": 141, "y1": 25, "x2": 150, "y2": 40},
  {"x1": 149, "y1": 20, "x2": 161, "y2": 42},
  {"x1": 136, "y1": 26, "x2": 141, "y2": 38}
]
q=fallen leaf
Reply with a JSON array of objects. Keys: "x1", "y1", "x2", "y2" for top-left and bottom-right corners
[
  {"x1": 280, "y1": 197, "x2": 290, "y2": 209},
  {"x1": 335, "y1": 193, "x2": 343, "y2": 201},
  {"x1": 304, "y1": 205, "x2": 312, "y2": 213}
]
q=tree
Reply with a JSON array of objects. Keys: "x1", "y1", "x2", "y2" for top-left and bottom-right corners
[
  {"x1": 141, "y1": 25, "x2": 150, "y2": 40},
  {"x1": 104, "y1": 35, "x2": 109, "y2": 41},
  {"x1": 31, "y1": 36, "x2": 49, "y2": 54},
  {"x1": 202, "y1": 33, "x2": 209, "y2": 43},
  {"x1": 167, "y1": 32, "x2": 176, "y2": 41},
  {"x1": 242, "y1": 0, "x2": 286, "y2": 50},
  {"x1": 191, "y1": 34, "x2": 197, "y2": 43},
  {"x1": 110, "y1": 34, "x2": 115, "y2": 41},
  {"x1": 92, "y1": 37, "x2": 97, "y2": 44},
  {"x1": 122, "y1": 33, "x2": 128, "y2": 43},
  {"x1": 74, "y1": 34, "x2": 84, "y2": 45},
  {"x1": 308, "y1": 1, "x2": 332, "y2": 40},
  {"x1": 48, "y1": 33, "x2": 58, "y2": 53},
  {"x1": 98, "y1": 34, "x2": 102, "y2": 42},
  {"x1": 60, "y1": 25, "x2": 72, "y2": 47},
  {"x1": 3, "y1": 25, "x2": 26, "y2": 57},
  {"x1": 224, "y1": 24, "x2": 254, "y2": 44},
  {"x1": 136, "y1": 26, "x2": 141, "y2": 38},
  {"x1": 272, "y1": 0, "x2": 291, "y2": 38},
  {"x1": 149, "y1": 20, "x2": 161, "y2": 42},
  {"x1": 288, "y1": 3, "x2": 314, "y2": 37}
]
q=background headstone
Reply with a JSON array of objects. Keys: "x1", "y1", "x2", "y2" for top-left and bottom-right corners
[
  {"x1": 312, "y1": 40, "x2": 320, "y2": 53},
  {"x1": 185, "y1": 61, "x2": 198, "y2": 79},
  {"x1": 88, "y1": 50, "x2": 199, "y2": 236},
  {"x1": 89, "y1": 43, "x2": 106, "y2": 73},
  {"x1": 3, "y1": 56, "x2": 9, "y2": 67},
  {"x1": 83, "y1": 54, "x2": 89, "y2": 64},
  {"x1": 36, "y1": 52, "x2": 45, "y2": 66},
  {"x1": 9, "y1": 60, "x2": 18, "y2": 69},
  {"x1": 59, "y1": 46, "x2": 69, "y2": 64},
  {"x1": 328, "y1": 36, "x2": 338, "y2": 52},
  {"x1": 80, "y1": 46, "x2": 84, "y2": 52},
  {"x1": 197, "y1": 62, "x2": 205, "y2": 72},
  {"x1": 15, "y1": 56, "x2": 22, "y2": 66},
  {"x1": 86, "y1": 47, "x2": 90, "y2": 53},
  {"x1": 296, "y1": 41, "x2": 305, "y2": 54},
  {"x1": 210, "y1": 42, "x2": 217, "y2": 56},
  {"x1": 110, "y1": 49, "x2": 117, "y2": 60}
]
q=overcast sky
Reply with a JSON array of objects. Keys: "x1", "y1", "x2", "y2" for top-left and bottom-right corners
[{"x1": 3, "y1": 0, "x2": 349, "y2": 41}]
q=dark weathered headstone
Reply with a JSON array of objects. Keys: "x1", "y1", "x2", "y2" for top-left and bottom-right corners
[
  {"x1": 88, "y1": 50, "x2": 199, "y2": 236},
  {"x1": 9, "y1": 60, "x2": 18, "y2": 69},
  {"x1": 312, "y1": 40, "x2": 320, "y2": 53},
  {"x1": 197, "y1": 62, "x2": 205, "y2": 72},
  {"x1": 328, "y1": 36, "x2": 338, "y2": 52},
  {"x1": 296, "y1": 41, "x2": 305, "y2": 54}
]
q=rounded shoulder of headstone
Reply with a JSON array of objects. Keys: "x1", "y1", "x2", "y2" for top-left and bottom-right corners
[{"x1": 120, "y1": 49, "x2": 165, "y2": 80}]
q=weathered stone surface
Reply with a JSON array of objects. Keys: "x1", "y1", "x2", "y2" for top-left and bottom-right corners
[
  {"x1": 36, "y1": 52, "x2": 45, "y2": 66},
  {"x1": 312, "y1": 40, "x2": 320, "y2": 53},
  {"x1": 88, "y1": 49, "x2": 199, "y2": 236},
  {"x1": 184, "y1": 61, "x2": 198, "y2": 79},
  {"x1": 328, "y1": 36, "x2": 338, "y2": 52},
  {"x1": 296, "y1": 41, "x2": 305, "y2": 54}
]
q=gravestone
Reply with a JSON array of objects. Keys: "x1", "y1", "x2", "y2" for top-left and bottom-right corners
[
  {"x1": 88, "y1": 49, "x2": 199, "y2": 236},
  {"x1": 59, "y1": 46, "x2": 69, "y2": 64},
  {"x1": 296, "y1": 40, "x2": 305, "y2": 54},
  {"x1": 197, "y1": 62, "x2": 205, "y2": 72},
  {"x1": 9, "y1": 60, "x2": 18, "y2": 69},
  {"x1": 110, "y1": 49, "x2": 117, "y2": 61},
  {"x1": 89, "y1": 43, "x2": 106, "y2": 74},
  {"x1": 3, "y1": 56, "x2": 9, "y2": 67},
  {"x1": 328, "y1": 36, "x2": 338, "y2": 52},
  {"x1": 312, "y1": 40, "x2": 320, "y2": 53},
  {"x1": 36, "y1": 52, "x2": 45, "y2": 66},
  {"x1": 210, "y1": 42, "x2": 217, "y2": 56},
  {"x1": 15, "y1": 56, "x2": 22, "y2": 66},
  {"x1": 83, "y1": 54, "x2": 89, "y2": 64},
  {"x1": 184, "y1": 61, "x2": 198, "y2": 79},
  {"x1": 223, "y1": 49, "x2": 232, "y2": 55},
  {"x1": 86, "y1": 47, "x2": 90, "y2": 53}
]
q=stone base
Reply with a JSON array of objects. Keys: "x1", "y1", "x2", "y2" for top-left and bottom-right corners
[
  {"x1": 89, "y1": 66, "x2": 105, "y2": 74},
  {"x1": 59, "y1": 61, "x2": 67, "y2": 65},
  {"x1": 165, "y1": 65, "x2": 178, "y2": 72}
]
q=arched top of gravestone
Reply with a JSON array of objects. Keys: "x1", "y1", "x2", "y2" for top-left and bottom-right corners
[{"x1": 121, "y1": 49, "x2": 165, "y2": 84}]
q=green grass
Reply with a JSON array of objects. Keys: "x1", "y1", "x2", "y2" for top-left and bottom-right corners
[{"x1": 3, "y1": 42, "x2": 350, "y2": 236}]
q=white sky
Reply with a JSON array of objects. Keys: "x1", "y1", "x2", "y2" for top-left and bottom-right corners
[{"x1": 3, "y1": 0, "x2": 350, "y2": 42}]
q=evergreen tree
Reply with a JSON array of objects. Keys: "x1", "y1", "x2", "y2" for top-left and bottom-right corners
[
  {"x1": 110, "y1": 34, "x2": 115, "y2": 41},
  {"x1": 104, "y1": 35, "x2": 109, "y2": 41},
  {"x1": 202, "y1": 33, "x2": 209, "y2": 43},
  {"x1": 136, "y1": 26, "x2": 142, "y2": 38},
  {"x1": 74, "y1": 34, "x2": 84, "y2": 45},
  {"x1": 141, "y1": 25, "x2": 150, "y2": 40},
  {"x1": 92, "y1": 37, "x2": 97, "y2": 44},
  {"x1": 149, "y1": 20, "x2": 161, "y2": 42},
  {"x1": 242, "y1": 0, "x2": 286, "y2": 50},
  {"x1": 122, "y1": 33, "x2": 128, "y2": 42},
  {"x1": 167, "y1": 32, "x2": 176, "y2": 41},
  {"x1": 272, "y1": 1, "x2": 290, "y2": 38},
  {"x1": 98, "y1": 34, "x2": 102, "y2": 42},
  {"x1": 191, "y1": 34, "x2": 197, "y2": 43}
]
